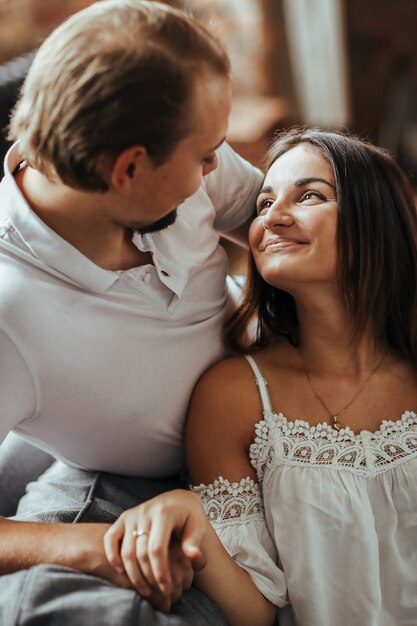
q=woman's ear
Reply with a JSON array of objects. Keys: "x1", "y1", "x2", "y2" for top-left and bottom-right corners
[{"x1": 110, "y1": 146, "x2": 147, "y2": 193}]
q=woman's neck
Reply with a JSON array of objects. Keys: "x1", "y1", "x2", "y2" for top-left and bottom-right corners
[{"x1": 294, "y1": 290, "x2": 383, "y2": 375}]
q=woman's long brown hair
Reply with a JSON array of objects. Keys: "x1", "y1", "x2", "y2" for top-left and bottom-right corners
[{"x1": 225, "y1": 128, "x2": 417, "y2": 363}]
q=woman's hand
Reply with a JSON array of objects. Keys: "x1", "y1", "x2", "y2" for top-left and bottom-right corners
[{"x1": 103, "y1": 490, "x2": 208, "y2": 610}]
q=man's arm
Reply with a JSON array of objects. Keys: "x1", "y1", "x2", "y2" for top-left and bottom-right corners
[
  {"x1": 0, "y1": 514, "x2": 200, "y2": 613},
  {"x1": 0, "y1": 329, "x2": 37, "y2": 442},
  {"x1": 206, "y1": 142, "x2": 262, "y2": 241},
  {"x1": 207, "y1": 143, "x2": 262, "y2": 254},
  {"x1": 0, "y1": 516, "x2": 132, "y2": 587},
  {"x1": 0, "y1": 332, "x2": 126, "y2": 582},
  {"x1": 221, "y1": 215, "x2": 251, "y2": 248}
]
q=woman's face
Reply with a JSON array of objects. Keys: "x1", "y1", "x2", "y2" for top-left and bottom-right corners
[{"x1": 249, "y1": 144, "x2": 339, "y2": 295}]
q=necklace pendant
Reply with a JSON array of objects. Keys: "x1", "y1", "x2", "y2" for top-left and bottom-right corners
[{"x1": 332, "y1": 416, "x2": 341, "y2": 431}]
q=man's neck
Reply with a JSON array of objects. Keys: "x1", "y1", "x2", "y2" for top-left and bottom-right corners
[{"x1": 15, "y1": 166, "x2": 151, "y2": 271}]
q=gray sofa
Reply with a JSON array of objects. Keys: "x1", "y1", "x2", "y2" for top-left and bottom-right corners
[{"x1": 0, "y1": 434, "x2": 54, "y2": 517}]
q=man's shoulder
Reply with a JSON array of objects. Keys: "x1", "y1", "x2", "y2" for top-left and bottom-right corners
[
  {"x1": 202, "y1": 142, "x2": 262, "y2": 226},
  {"x1": 209, "y1": 142, "x2": 262, "y2": 186}
]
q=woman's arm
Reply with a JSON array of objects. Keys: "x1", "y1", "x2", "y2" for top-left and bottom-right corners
[
  {"x1": 105, "y1": 486, "x2": 276, "y2": 625},
  {"x1": 185, "y1": 357, "x2": 278, "y2": 626},
  {"x1": 194, "y1": 511, "x2": 277, "y2": 626}
]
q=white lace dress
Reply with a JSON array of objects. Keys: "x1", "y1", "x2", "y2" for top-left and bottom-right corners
[{"x1": 192, "y1": 355, "x2": 417, "y2": 626}]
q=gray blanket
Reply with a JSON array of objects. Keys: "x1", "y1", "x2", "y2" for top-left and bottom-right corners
[{"x1": 0, "y1": 453, "x2": 229, "y2": 626}]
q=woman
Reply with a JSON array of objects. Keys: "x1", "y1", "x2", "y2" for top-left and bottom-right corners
[{"x1": 104, "y1": 129, "x2": 417, "y2": 626}]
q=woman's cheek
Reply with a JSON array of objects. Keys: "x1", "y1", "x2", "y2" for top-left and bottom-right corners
[{"x1": 248, "y1": 216, "x2": 263, "y2": 252}]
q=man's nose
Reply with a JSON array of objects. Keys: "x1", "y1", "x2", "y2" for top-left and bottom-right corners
[{"x1": 202, "y1": 154, "x2": 218, "y2": 177}]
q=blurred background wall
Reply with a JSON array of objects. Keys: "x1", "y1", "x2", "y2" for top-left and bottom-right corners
[{"x1": 1, "y1": 0, "x2": 417, "y2": 180}]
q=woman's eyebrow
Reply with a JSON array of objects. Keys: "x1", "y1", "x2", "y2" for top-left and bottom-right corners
[
  {"x1": 259, "y1": 178, "x2": 335, "y2": 195},
  {"x1": 258, "y1": 185, "x2": 273, "y2": 195},
  {"x1": 295, "y1": 176, "x2": 335, "y2": 189}
]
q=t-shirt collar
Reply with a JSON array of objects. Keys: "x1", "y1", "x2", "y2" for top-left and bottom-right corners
[{"x1": 1, "y1": 143, "x2": 124, "y2": 292}]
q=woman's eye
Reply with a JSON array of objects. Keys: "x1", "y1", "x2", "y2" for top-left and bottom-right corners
[
  {"x1": 301, "y1": 191, "x2": 326, "y2": 202},
  {"x1": 256, "y1": 199, "x2": 274, "y2": 214}
]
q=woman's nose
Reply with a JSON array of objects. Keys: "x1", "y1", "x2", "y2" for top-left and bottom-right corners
[{"x1": 263, "y1": 201, "x2": 294, "y2": 231}]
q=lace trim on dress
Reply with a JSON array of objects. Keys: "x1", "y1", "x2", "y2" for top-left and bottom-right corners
[
  {"x1": 191, "y1": 476, "x2": 264, "y2": 528},
  {"x1": 250, "y1": 410, "x2": 417, "y2": 479}
]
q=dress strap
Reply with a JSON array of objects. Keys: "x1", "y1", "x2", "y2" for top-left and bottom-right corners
[{"x1": 244, "y1": 355, "x2": 274, "y2": 415}]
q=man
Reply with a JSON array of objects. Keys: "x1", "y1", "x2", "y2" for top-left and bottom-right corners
[{"x1": 0, "y1": 1, "x2": 262, "y2": 624}]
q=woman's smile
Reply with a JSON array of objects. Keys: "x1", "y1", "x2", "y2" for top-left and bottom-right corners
[{"x1": 261, "y1": 236, "x2": 306, "y2": 252}]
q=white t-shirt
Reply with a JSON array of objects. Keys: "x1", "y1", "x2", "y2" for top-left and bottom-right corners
[{"x1": 0, "y1": 142, "x2": 263, "y2": 476}]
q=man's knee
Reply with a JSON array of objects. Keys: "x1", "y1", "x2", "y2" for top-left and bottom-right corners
[
  {"x1": 0, "y1": 565, "x2": 229, "y2": 626},
  {"x1": 0, "y1": 565, "x2": 142, "y2": 626}
]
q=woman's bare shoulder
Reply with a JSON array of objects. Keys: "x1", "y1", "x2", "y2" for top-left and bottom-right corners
[
  {"x1": 195, "y1": 354, "x2": 254, "y2": 389},
  {"x1": 185, "y1": 355, "x2": 263, "y2": 474},
  {"x1": 190, "y1": 342, "x2": 293, "y2": 412},
  {"x1": 188, "y1": 356, "x2": 259, "y2": 424}
]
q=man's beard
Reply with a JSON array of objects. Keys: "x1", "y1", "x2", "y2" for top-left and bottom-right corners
[{"x1": 134, "y1": 209, "x2": 178, "y2": 235}]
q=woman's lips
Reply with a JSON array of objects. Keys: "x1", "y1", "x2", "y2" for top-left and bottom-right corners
[{"x1": 262, "y1": 237, "x2": 304, "y2": 251}]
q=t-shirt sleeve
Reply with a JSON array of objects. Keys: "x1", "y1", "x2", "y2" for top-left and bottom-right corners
[
  {"x1": 204, "y1": 142, "x2": 263, "y2": 233},
  {"x1": 0, "y1": 328, "x2": 37, "y2": 442},
  {"x1": 192, "y1": 476, "x2": 288, "y2": 608}
]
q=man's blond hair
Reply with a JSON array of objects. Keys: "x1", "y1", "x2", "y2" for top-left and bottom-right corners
[{"x1": 9, "y1": 0, "x2": 230, "y2": 191}]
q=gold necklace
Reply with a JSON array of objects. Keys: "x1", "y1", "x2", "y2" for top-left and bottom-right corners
[{"x1": 300, "y1": 352, "x2": 386, "y2": 431}]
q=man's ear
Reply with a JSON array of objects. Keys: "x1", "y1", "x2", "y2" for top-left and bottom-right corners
[{"x1": 110, "y1": 146, "x2": 148, "y2": 193}]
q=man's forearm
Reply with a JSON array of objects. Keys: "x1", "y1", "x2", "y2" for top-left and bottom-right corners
[
  {"x1": 0, "y1": 516, "x2": 110, "y2": 574},
  {"x1": 221, "y1": 217, "x2": 251, "y2": 249}
]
